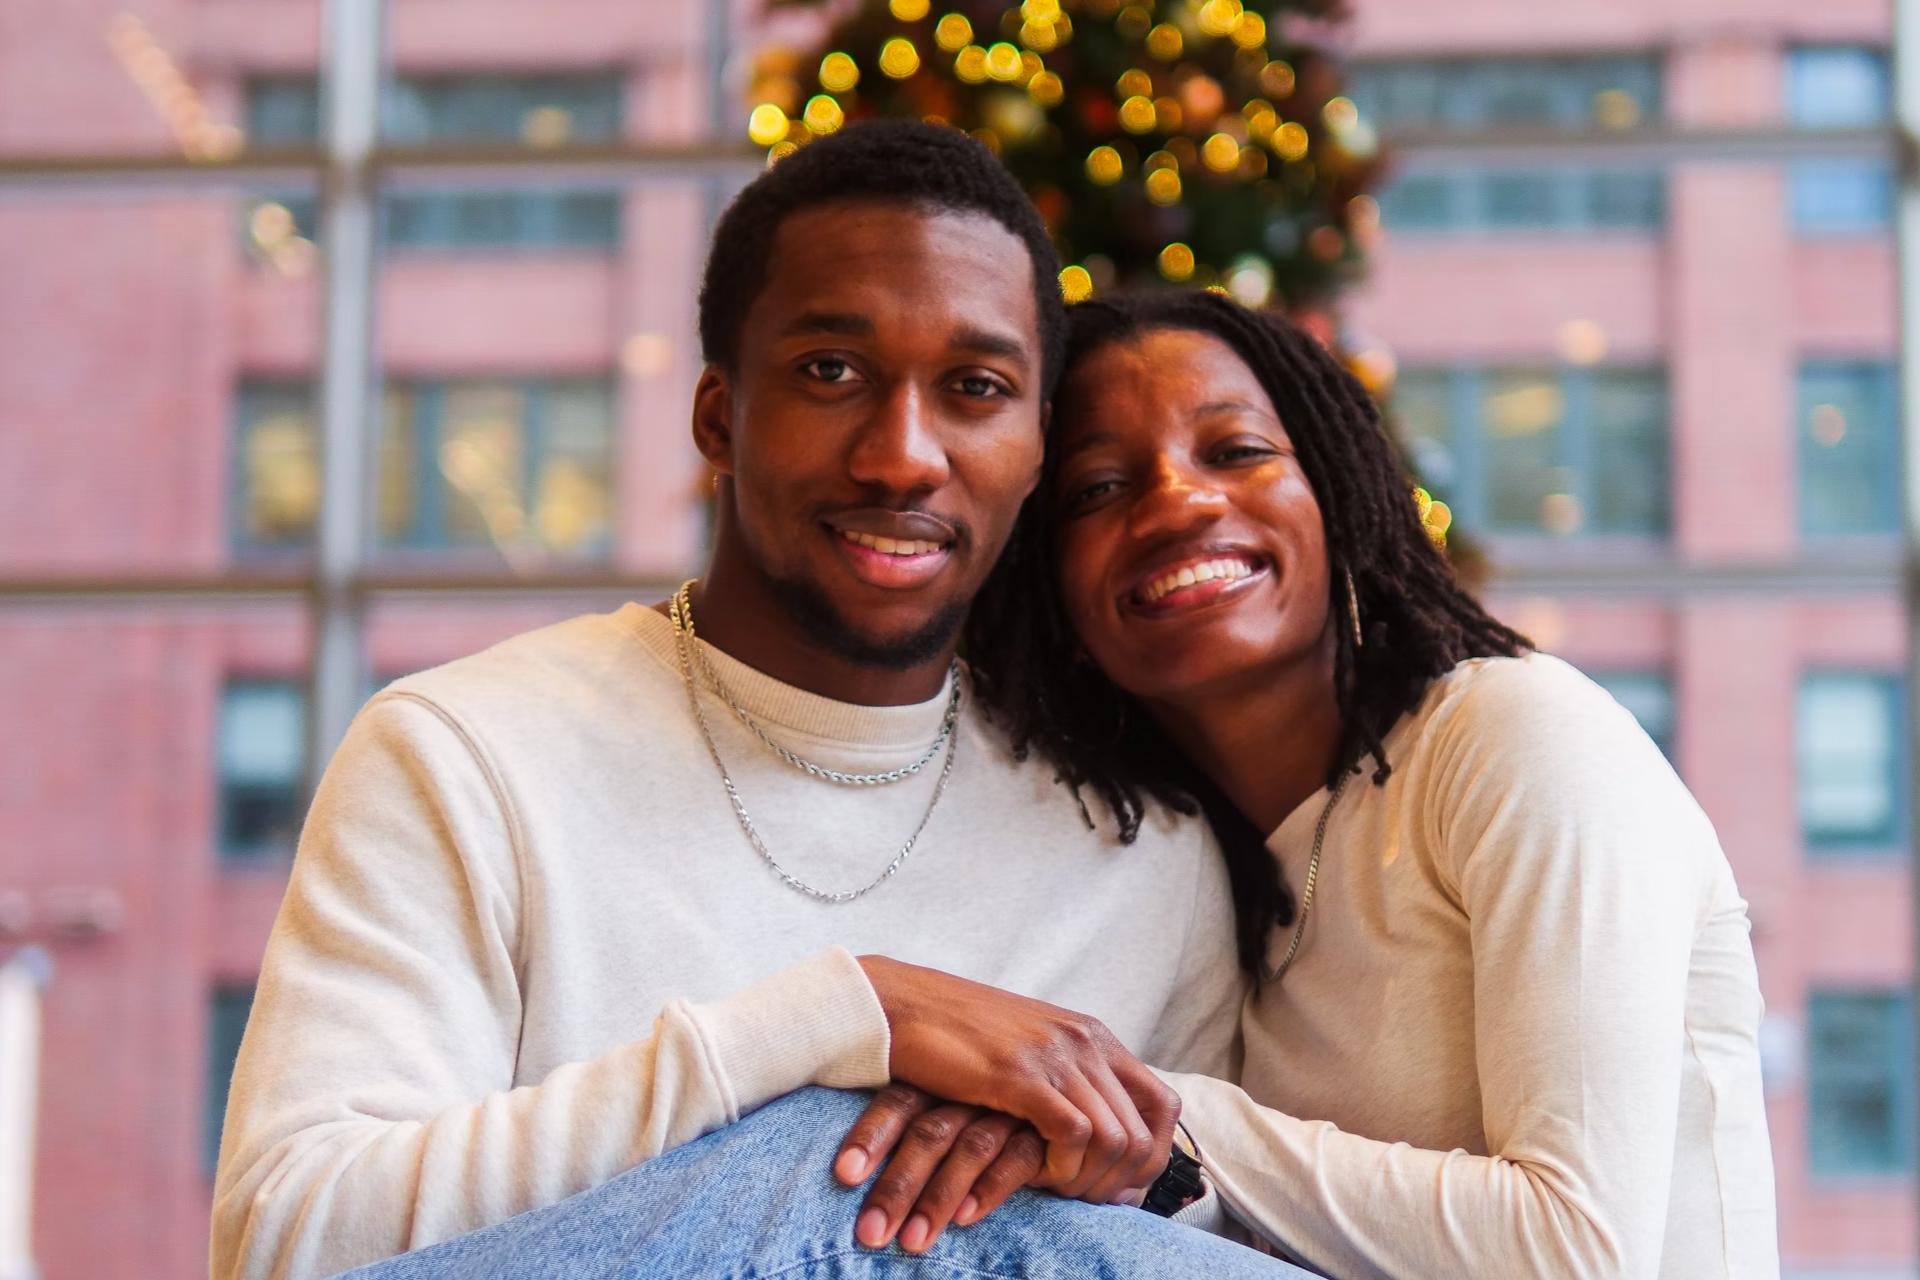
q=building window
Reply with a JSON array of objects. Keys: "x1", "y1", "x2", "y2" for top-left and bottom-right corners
[
  {"x1": 217, "y1": 681, "x2": 308, "y2": 861},
  {"x1": 1350, "y1": 56, "x2": 1663, "y2": 234},
  {"x1": 1809, "y1": 990, "x2": 1914, "y2": 1178},
  {"x1": 1587, "y1": 671, "x2": 1675, "y2": 759},
  {"x1": 1787, "y1": 48, "x2": 1892, "y2": 235},
  {"x1": 233, "y1": 377, "x2": 618, "y2": 559},
  {"x1": 241, "y1": 73, "x2": 625, "y2": 252},
  {"x1": 205, "y1": 986, "x2": 256, "y2": 1171},
  {"x1": 1798, "y1": 673, "x2": 1904, "y2": 853},
  {"x1": 1799, "y1": 362, "x2": 1898, "y2": 536},
  {"x1": 1393, "y1": 367, "x2": 1669, "y2": 539}
]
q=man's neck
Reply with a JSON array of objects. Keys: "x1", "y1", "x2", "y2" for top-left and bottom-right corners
[
  {"x1": 1145, "y1": 634, "x2": 1342, "y2": 837},
  {"x1": 661, "y1": 559, "x2": 955, "y2": 708}
]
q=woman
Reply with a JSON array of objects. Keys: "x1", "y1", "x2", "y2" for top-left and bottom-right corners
[{"x1": 845, "y1": 290, "x2": 1777, "y2": 1278}]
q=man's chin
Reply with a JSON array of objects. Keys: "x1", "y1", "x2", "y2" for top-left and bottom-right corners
[{"x1": 765, "y1": 572, "x2": 969, "y2": 673}]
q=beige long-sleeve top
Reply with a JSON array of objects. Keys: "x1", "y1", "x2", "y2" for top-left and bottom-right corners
[
  {"x1": 1159, "y1": 653, "x2": 1779, "y2": 1279},
  {"x1": 211, "y1": 603, "x2": 1245, "y2": 1280}
]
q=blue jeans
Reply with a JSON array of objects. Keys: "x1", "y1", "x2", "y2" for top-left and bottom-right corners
[{"x1": 338, "y1": 1087, "x2": 1315, "y2": 1279}]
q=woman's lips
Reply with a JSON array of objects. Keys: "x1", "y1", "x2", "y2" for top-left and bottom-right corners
[{"x1": 1122, "y1": 553, "x2": 1269, "y2": 616}]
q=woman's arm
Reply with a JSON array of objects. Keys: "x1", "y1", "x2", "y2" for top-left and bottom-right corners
[{"x1": 1165, "y1": 659, "x2": 1746, "y2": 1279}]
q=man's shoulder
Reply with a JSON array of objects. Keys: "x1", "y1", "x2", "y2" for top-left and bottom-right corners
[{"x1": 386, "y1": 605, "x2": 671, "y2": 728}]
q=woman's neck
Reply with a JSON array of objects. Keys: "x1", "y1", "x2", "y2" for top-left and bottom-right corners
[{"x1": 1148, "y1": 637, "x2": 1342, "y2": 837}]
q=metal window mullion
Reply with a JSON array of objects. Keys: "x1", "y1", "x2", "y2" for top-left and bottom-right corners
[
  {"x1": 1562, "y1": 368, "x2": 1598, "y2": 533},
  {"x1": 306, "y1": 0, "x2": 385, "y2": 793},
  {"x1": 1896, "y1": 0, "x2": 1920, "y2": 1198}
]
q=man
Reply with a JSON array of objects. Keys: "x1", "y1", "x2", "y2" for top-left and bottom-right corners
[{"x1": 212, "y1": 122, "x2": 1273, "y2": 1280}]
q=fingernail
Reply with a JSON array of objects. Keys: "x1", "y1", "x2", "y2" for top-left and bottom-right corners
[
  {"x1": 900, "y1": 1214, "x2": 931, "y2": 1253},
  {"x1": 856, "y1": 1207, "x2": 889, "y2": 1248},
  {"x1": 956, "y1": 1195, "x2": 980, "y2": 1225},
  {"x1": 835, "y1": 1149, "x2": 868, "y2": 1184}
]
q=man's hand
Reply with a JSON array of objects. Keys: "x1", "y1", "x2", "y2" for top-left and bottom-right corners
[{"x1": 846, "y1": 957, "x2": 1178, "y2": 1228}]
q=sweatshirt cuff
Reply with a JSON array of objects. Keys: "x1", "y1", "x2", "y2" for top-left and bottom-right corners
[{"x1": 683, "y1": 947, "x2": 892, "y2": 1114}]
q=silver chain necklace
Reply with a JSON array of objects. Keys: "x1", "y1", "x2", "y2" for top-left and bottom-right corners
[
  {"x1": 1261, "y1": 772, "x2": 1350, "y2": 984},
  {"x1": 677, "y1": 588, "x2": 960, "y2": 787},
  {"x1": 669, "y1": 581, "x2": 961, "y2": 904}
]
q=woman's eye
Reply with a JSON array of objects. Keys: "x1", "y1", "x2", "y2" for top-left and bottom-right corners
[
  {"x1": 1214, "y1": 443, "x2": 1276, "y2": 463},
  {"x1": 1064, "y1": 478, "x2": 1122, "y2": 511},
  {"x1": 800, "y1": 358, "x2": 858, "y2": 383}
]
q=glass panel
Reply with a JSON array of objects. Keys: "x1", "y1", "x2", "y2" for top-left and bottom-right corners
[
  {"x1": 1483, "y1": 172, "x2": 1564, "y2": 227},
  {"x1": 1808, "y1": 992, "x2": 1912, "y2": 1176},
  {"x1": 1788, "y1": 47, "x2": 1893, "y2": 128},
  {"x1": 1791, "y1": 160, "x2": 1895, "y2": 234},
  {"x1": 1345, "y1": 56, "x2": 1661, "y2": 130},
  {"x1": 1800, "y1": 363, "x2": 1900, "y2": 536},
  {"x1": 1586, "y1": 170, "x2": 1666, "y2": 229},
  {"x1": 1377, "y1": 172, "x2": 1457, "y2": 231},
  {"x1": 1798, "y1": 674, "x2": 1901, "y2": 849},
  {"x1": 1590, "y1": 371, "x2": 1669, "y2": 534},
  {"x1": 217, "y1": 680, "x2": 308, "y2": 861},
  {"x1": 1481, "y1": 372, "x2": 1565, "y2": 532},
  {"x1": 0, "y1": 190, "x2": 323, "y2": 575},
  {"x1": 1392, "y1": 371, "x2": 1457, "y2": 491},
  {"x1": 204, "y1": 986, "x2": 256, "y2": 1171}
]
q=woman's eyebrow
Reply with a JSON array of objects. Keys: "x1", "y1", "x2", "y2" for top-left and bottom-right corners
[
  {"x1": 1192, "y1": 397, "x2": 1277, "y2": 423},
  {"x1": 1057, "y1": 430, "x2": 1118, "y2": 462}
]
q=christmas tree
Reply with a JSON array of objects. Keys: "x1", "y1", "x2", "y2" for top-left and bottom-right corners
[{"x1": 747, "y1": 0, "x2": 1454, "y2": 550}]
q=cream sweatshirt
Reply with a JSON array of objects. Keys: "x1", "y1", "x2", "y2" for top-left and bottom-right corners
[
  {"x1": 211, "y1": 603, "x2": 1245, "y2": 1280},
  {"x1": 1159, "y1": 654, "x2": 1779, "y2": 1279}
]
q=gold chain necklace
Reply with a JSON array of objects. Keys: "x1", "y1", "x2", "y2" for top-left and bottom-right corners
[{"x1": 1261, "y1": 773, "x2": 1349, "y2": 985}]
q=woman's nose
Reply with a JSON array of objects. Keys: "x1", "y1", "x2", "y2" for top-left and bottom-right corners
[{"x1": 1126, "y1": 460, "x2": 1229, "y2": 538}]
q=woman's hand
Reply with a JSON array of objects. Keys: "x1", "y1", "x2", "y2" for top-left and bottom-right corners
[
  {"x1": 848, "y1": 957, "x2": 1179, "y2": 1210},
  {"x1": 834, "y1": 1085, "x2": 1053, "y2": 1251}
]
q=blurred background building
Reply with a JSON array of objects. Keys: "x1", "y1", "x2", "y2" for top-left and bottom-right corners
[{"x1": 0, "y1": 0, "x2": 1909, "y2": 1276}]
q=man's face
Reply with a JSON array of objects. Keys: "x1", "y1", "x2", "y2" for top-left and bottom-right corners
[{"x1": 696, "y1": 200, "x2": 1046, "y2": 668}]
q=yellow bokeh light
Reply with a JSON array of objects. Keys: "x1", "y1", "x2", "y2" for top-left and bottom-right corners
[
  {"x1": 1145, "y1": 168, "x2": 1183, "y2": 205},
  {"x1": 819, "y1": 52, "x2": 860, "y2": 93},
  {"x1": 1085, "y1": 144, "x2": 1124, "y2": 183},
  {"x1": 1145, "y1": 23, "x2": 1183, "y2": 60},
  {"x1": 1202, "y1": 132, "x2": 1240, "y2": 172},
  {"x1": 984, "y1": 42, "x2": 1023, "y2": 81},
  {"x1": 1028, "y1": 70, "x2": 1065, "y2": 107},
  {"x1": 1245, "y1": 101, "x2": 1277, "y2": 141},
  {"x1": 1020, "y1": 50, "x2": 1045, "y2": 81},
  {"x1": 1119, "y1": 94, "x2": 1157, "y2": 133},
  {"x1": 1116, "y1": 69, "x2": 1153, "y2": 99},
  {"x1": 1260, "y1": 60, "x2": 1296, "y2": 99},
  {"x1": 1593, "y1": 88, "x2": 1641, "y2": 130},
  {"x1": 1157, "y1": 242, "x2": 1196, "y2": 281},
  {"x1": 1059, "y1": 264, "x2": 1094, "y2": 303},
  {"x1": 879, "y1": 37, "x2": 921, "y2": 78},
  {"x1": 889, "y1": 0, "x2": 931, "y2": 19},
  {"x1": 1231, "y1": 11, "x2": 1267, "y2": 50},
  {"x1": 934, "y1": 12, "x2": 973, "y2": 51},
  {"x1": 1197, "y1": 0, "x2": 1242, "y2": 37},
  {"x1": 1021, "y1": 0, "x2": 1062, "y2": 21},
  {"x1": 1020, "y1": 20, "x2": 1058, "y2": 52},
  {"x1": 1322, "y1": 96, "x2": 1359, "y2": 132},
  {"x1": 766, "y1": 139, "x2": 799, "y2": 167},
  {"x1": 802, "y1": 94, "x2": 845, "y2": 134},
  {"x1": 955, "y1": 45, "x2": 989, "y2": 83},
  {"x1": 1273, "y1": 120, "x2": 1310, "y2": 161},
  {"x1": 1143, "y1": 149, "x2": 1177, "y2": 172},
  {"x1": 747, "y1": 102, "x2": 790, "y2": 146},
  {"x1": 1115, "y1": 5, "x2": 1152, "y2": 39}
]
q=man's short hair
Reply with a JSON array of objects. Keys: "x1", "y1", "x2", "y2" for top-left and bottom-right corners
[{"x1": 697, "y1": 120, "x2": 1068, "y2": 394}]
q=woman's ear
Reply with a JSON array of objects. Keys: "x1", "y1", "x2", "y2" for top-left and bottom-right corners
[{"x1": 691, "y1": 365, "x2": 735, "y2": 474}]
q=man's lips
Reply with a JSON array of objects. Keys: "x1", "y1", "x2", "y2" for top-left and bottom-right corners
[{"x1": 823, "y1": 510, "x2": 959, "y2": 588}]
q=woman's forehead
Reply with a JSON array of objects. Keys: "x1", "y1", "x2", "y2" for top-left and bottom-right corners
[{"x1": 1057, "y1": 327, "x2": 1274, "y2": 433}]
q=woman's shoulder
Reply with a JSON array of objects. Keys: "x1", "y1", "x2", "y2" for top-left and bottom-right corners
[{"x1": 1410, "y1": 651, "x2": 1636, "y2": 747}]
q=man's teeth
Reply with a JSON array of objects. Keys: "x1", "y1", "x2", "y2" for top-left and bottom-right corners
[
  {"x1": 1138, "y1": 558, "x2": 1257, "y2": 604},
  {"x1": 840, "y1": 529, "x2": 947, "y2": 557}
]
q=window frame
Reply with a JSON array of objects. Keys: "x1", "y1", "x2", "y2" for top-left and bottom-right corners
[
  {"x1": 1807, "y1": 988, "x2": 1916, "y2": 1181},
  {"x1": 1798, "y1": 670, "x2": 1909, "y2": 858}
]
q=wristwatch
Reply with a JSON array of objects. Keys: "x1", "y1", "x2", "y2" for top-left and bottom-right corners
[{"x1": 1139, "y1": 1128, "x2": 1206, "y2": 1217}]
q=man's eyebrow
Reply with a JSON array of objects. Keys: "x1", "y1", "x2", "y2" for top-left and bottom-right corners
[
  {"x1": 951, "y1": 325, "x2": 1033, "y2": 368},
  {"x1": 781, "y1": 310, "x2": 875, "y2": 339}
]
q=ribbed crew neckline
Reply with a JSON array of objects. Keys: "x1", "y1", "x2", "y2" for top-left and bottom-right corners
[{"x1": 614, "y1": 601, "x2": 960, "y2": 750}]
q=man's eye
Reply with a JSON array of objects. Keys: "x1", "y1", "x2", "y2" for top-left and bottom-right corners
[
  {"x1": 953, "y1": 374, "x2": 1009, "y2": 398},
  {"x1": 801, "y1": 358, "x2": 858, "y2": 383}
]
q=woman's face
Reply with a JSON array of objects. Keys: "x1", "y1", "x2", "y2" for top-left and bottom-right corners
[{"x1": 1051, "y1": 326, "x2": 1333, "y2": 706}]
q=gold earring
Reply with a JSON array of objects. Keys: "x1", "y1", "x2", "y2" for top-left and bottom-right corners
[{"x1": 1346, "y1": 570, "x2": 1364, "y2": 649}]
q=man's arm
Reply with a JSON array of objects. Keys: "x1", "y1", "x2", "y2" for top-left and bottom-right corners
[{"x1": 210, "y1": 693, "x2": 891, "y2": 1280}]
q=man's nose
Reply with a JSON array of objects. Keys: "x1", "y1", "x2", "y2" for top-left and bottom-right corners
[
  {"x1": 1127, "y1": 458, "x2": 1229, "y2": 540},
  {"x1": 846, "y1": 381, "x2": 951, "y2": 495}
]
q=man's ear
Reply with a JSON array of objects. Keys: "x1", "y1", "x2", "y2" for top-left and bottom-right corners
[{"x1": 691, "y1": 365, "x2": 736, "y2": 474}]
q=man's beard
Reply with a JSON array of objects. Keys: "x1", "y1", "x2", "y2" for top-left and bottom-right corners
[{"x1": 763, "y1": 568, "x2": 969, "y2": 672}]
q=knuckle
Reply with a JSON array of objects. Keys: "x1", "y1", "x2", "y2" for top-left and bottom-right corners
[
  {"x1": 874, "y1": 1083, "x2": 925, "y2": 1113},
  {"x1": 955, "y1": 1124, "x2": 1004, "y2": 1163},
  {"x1": 907, "y1": 1111, "x2": 961, "y2": 1148},
  {"x1": 871, "y1": 1168, "x2": 918, "y2": 1204},
  {"x1": 1092, "y1": 1121, "x2": 1127, "y2": 1153}
]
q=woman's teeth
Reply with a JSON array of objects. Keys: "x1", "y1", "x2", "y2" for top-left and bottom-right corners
[
  {"x1": 840, "y1": 529, "x2": 946, "y2": 557},
  {"x1": 1137, "y1": 557, "x2": 1258, "y2": 605}
]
